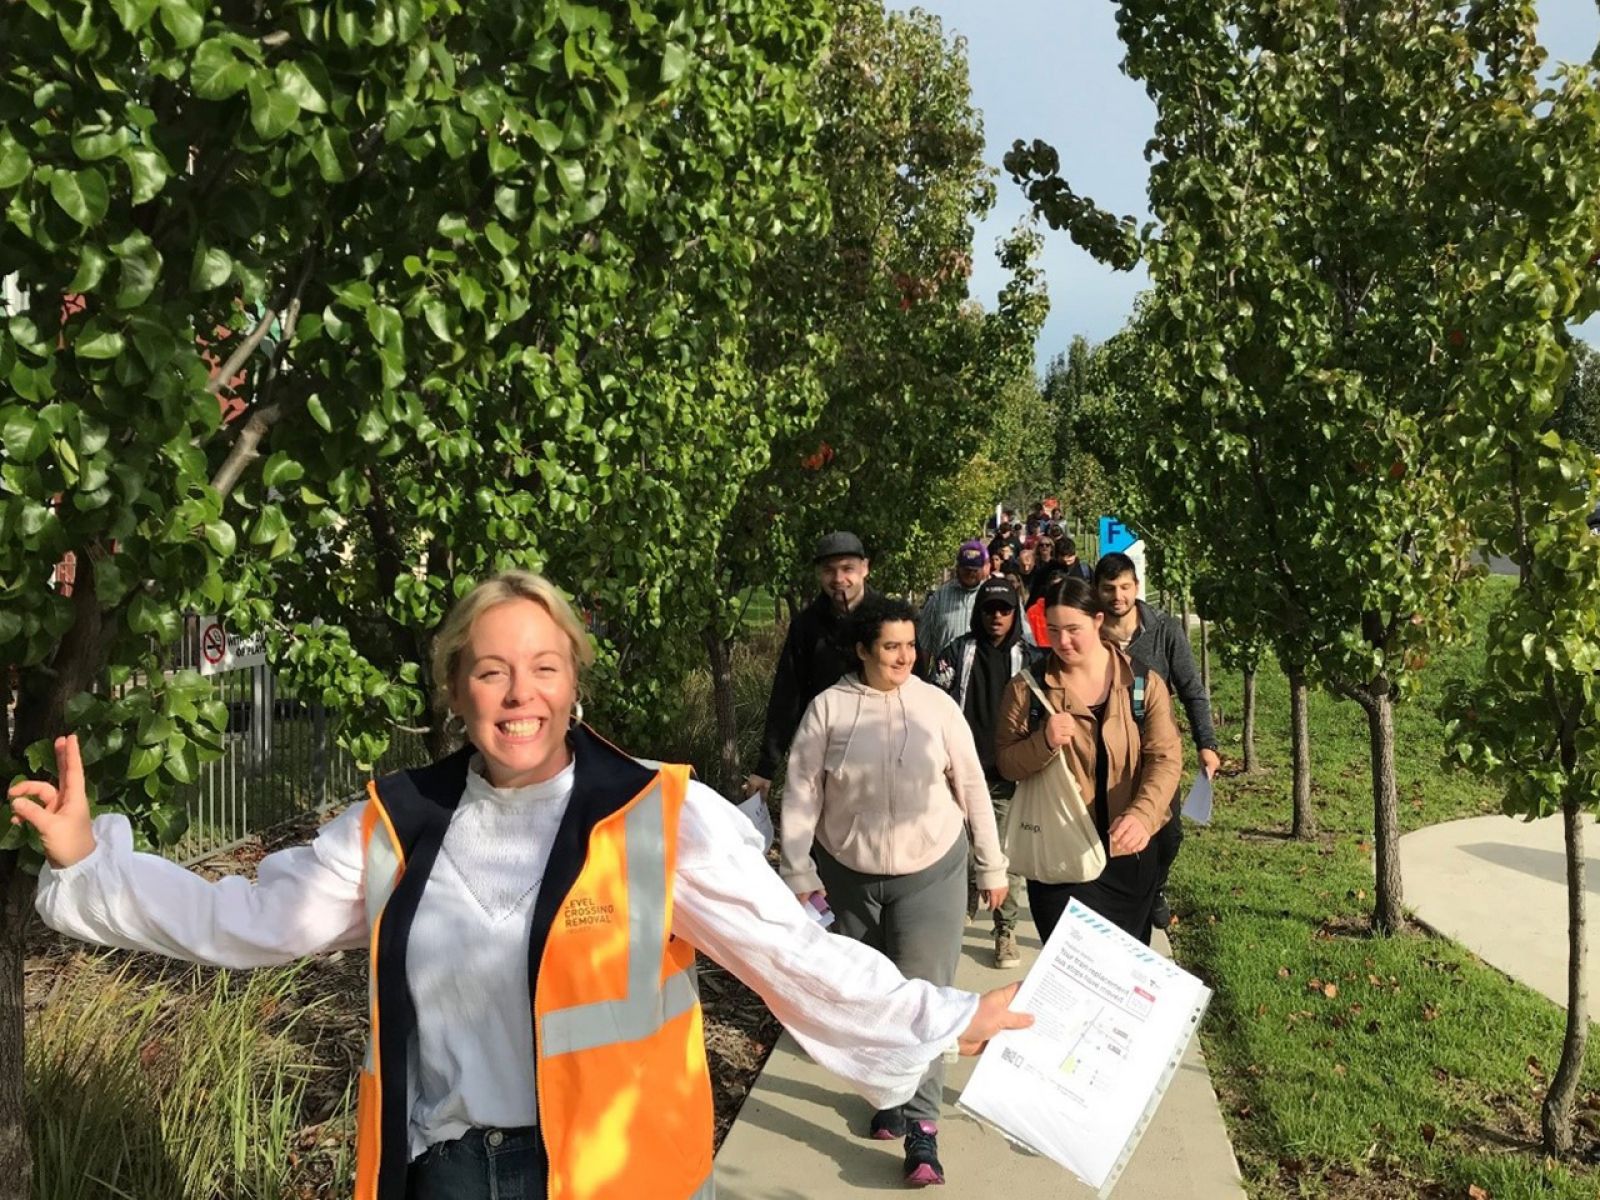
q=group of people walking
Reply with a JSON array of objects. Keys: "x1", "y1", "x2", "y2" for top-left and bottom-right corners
[
  {"x1": 751, "y1": 519, "x2": 1219, "y2": 1186},
  {"x1": 8, "y1": 509, "x2": 1217, "y2": 1197}
]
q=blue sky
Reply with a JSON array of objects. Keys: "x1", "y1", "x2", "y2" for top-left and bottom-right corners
[{"x1": 887, "y1": 0, "x2": 1600, "y2": 366}]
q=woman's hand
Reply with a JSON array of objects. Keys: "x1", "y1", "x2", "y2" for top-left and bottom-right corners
[
  {"x1": 1044, "y1": 712, "x2": 1074, "y2": 749},
  {"x1": 8, "y1": 735, "x2": 96, "y2": 869},
  {"x1": 957, "y1": 981, "x2": 1034, "y2": 1055},
  {"x1": 795, "y1": 889, "x2": 826, "y2": 909},
  {"x1": 1108, "y1": 812, "x2": 1152, "y2": 857},
  {"x1": 979, "y1": 886, "x2": 1009, "y2": 912}
]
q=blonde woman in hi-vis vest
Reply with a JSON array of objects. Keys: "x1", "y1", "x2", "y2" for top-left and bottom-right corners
[{"x1": 12, "y1": 570, "x2": 1032, "y2": 1200}]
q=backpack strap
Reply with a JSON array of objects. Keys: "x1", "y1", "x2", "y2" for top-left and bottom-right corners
[
  {"x1": 1020, "y1": 669, "x2": 1058, "y2": 716},
  {"x1": 1131, "y1": 660, "x2": 1149, "y2": 725}
]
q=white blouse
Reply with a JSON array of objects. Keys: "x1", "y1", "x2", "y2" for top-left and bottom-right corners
[{"x1": 34, "y1": 763, "x2": 977, "y2": 1159}]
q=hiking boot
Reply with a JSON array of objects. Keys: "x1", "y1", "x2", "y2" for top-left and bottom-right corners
[
  {"x1": 870, "y1": 1107, "x2": 906, "y2": 1141},
  {"x1": 1151, "y1": 890, "x2": 1173, "y2": 930},
  {"x1": 994, "y1": 930, "x2": 1021, "y2": 969},
  {"x1": 903, "y1": 1121, "x2": 944, "y2": 1186}
]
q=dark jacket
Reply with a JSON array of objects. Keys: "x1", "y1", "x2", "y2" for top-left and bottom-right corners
[
  {"x1": 1026, "y1": 559, "x2": 1092, "y2": 607},
  {"x1": 1124, "y1": 599, "x2": 1218, "y2": 754},
  {"x1": 931, "y1": 580, "x2": 1042, "y2": 781},
  {"x1": 754, "y1": 589, "x2": 874, "y2": 778}
]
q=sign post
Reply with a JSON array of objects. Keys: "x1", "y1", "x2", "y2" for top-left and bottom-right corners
[
  {"x1": 194, "y1": 616, "x2": 268, "y2": 678},
  {"x1": 1097, "y1": 517, "x2": 1148, "y2": 600}
]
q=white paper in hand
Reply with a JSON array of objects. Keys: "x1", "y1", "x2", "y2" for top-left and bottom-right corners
[
  {"x1": 1181, "y1": 773, "x2": 1214, "y2": 825},
  {"x1": 735, "y1": 790, "x2": 776, "y2": 853},
  {"x1": 958, "y1": 900, "x2": 1210, "y2": 1197}
]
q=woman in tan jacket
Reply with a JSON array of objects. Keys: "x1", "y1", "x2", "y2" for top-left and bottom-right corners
[
  {"x1": 996, "y1": 576, "x2": 1183, "y2": 946},
  {"x1": 783, "y1": 594, "x2": 1009, "y2": 1186}
]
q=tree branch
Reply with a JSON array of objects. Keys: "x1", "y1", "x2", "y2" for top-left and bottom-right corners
[{"x1": 208, "y1": 250, "x2": 315, "y2": 497}]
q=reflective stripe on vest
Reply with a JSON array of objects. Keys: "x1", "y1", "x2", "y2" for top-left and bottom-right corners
[
  {"x1": 540, "y1": 779, "x2": 699, "y2": 1058},
  {"x1": 534, "y1": 764, "x2": 715, "y2": 1200}
]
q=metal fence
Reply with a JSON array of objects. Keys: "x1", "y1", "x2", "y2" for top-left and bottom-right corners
[
  {"x1": 71, "y1": 618, "x2": 433, "y2": 865},
  {"x1": 171, "y1": 657, "x2": 428, "y2": 865}
]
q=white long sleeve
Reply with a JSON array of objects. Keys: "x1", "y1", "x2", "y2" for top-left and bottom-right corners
[
  {"x1": 33, "y1": 774, "x2": 978, "y2": 1117},
  {"x1": 34, "y1": 808, "x2": 368, "y2": 967},
  {"x1": 674, "y1": 781, "x2": 978, "y2": 1110}
]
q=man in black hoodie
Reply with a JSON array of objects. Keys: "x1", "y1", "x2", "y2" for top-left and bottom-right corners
[
  {"x1": 930, "y1": 577, "x2": 1039, "y2": 968},
  {"x1": 744, "y1": 531, "x2": 874, "y2": 801}
]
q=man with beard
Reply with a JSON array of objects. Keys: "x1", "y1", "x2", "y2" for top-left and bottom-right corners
[
  {"x1": 918, "y1": 540, "x2": 990, "y2": 674},
  {"x1": 744, "y1": 531, "x2": 875, "y2": 802},
  {"x1": 930, "y1": 578, "x2": 1039, "y2": 968},
  {"x1": 1094, "y1": 552, "x2": 1220, "y2": 929}
]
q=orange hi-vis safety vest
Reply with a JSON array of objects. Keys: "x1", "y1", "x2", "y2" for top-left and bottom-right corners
[{"x1": 351, "y1": 728, "x2": 716, "y2": 1200}]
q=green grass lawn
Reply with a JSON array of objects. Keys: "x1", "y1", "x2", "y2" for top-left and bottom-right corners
[{"x1": 1171, "y1": 578, "x2": 1600, "y2": 1198}]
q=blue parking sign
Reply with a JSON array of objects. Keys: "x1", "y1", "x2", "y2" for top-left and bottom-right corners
[{"x1": 1099, "y1": 517, "x2": 1137, "y2": 554}]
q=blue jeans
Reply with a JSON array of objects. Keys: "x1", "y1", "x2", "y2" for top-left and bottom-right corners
[{"x1": 405, "y1": 1127, "x2": 545, "y2": 1200}]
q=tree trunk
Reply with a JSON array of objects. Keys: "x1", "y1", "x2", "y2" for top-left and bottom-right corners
[
  {"x1": 423, "y1": 709, "x2": 456, "y2": 761},
  {"x1": 0, "y1": 858, "x2": 32, "y2": 1200},
  {"x1": 1288, "y1": 666, "x2": 1316, "y2": 839},
  {"x1": 1542, "y1": 797, "x2": 1588, "y2": 1157},
  {"x1": 1199, "y1": 618, "x2": 1211, "y2": 698},
  {"x1": 702, "y1": 627, "x2": 741, "y2": 800},
  {"x1": 1363, "y1": 685, "x2": 1405, "y2": 933},
  {"x1": 1241, "y1": 667, "x2": 1258, "y2": 773},
  {"x1": 2, "y1": 554, "x2": 108, "y2": 1198}
]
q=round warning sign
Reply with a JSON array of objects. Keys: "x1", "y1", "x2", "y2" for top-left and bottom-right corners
[{"x1": 201, "y1": 621, "x2": 227, "y2": 667}]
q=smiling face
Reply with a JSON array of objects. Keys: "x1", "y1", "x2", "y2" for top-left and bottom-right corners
[
  {"x1": 1044, "y1": 604, "x2": 1106, "y2": 667},
  {"x1": 817, "y1": 555, "x2": 869, "y2": 612},
  {"x1": 451, "y1": 598, "x2": 578, "y2": 788},
  {"x1": 858, "y1": 619, "x2": 917, "y2": 690},
  {"x1": 1097, "y1": 571, "x2": 1139, "y2": 619}
]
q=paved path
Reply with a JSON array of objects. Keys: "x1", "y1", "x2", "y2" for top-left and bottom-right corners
[
  {"x1": 715, "y1": 913, "x2": 1246, "y2": 1198},
  {"x1": 1401, "y1": 812, "x2": 1600, "y2": 1008}
]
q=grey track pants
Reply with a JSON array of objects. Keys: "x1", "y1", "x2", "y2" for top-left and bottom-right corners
[{"x1": 814, "y1": 834, "x2": 967, "y2": 1122}]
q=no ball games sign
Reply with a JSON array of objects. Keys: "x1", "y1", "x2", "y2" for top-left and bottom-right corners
[{"x1": 195, "y1": 616, "x2": 268, "y2": 677}]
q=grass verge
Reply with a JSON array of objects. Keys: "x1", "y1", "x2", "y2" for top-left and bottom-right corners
[{"x1": 1172, "y1": 579, "x2": 1600, "y2": 1199}]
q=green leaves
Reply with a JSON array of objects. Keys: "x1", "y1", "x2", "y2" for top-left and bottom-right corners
[
  {"x1": 157, "y1": 0, "x2": 203, "y2": 47},
  {"x1": 248, "y1": 78, "x2": 300, "y2": 139},
  {"x1": 659, "y1": 43, "x2": 690, "y2": 84},
  {"x1": 122, "y1": 145, "x2": 172, "y2": 204},
  {"x1": 49, "y1": 168, "x2": 110, "y2": 227},
  {"x1": 112, "y1": 230, "x2": 162, "y2": 307},
  {"x1": 74, "y1": 320, "x2": 125, "y2": 360},
  {"x1": 0, "y1": 134, "x2": 30, "y2": 189},
  {"x1": 275, "y1": 61, "x2": 330, "y2": 113},
  {"x1": 191, "y1": 39, "x2": 255, "y2": 99},
  {"x1": 1, "y1": 407, "x2": 50, "y2": 464},
  {"x1": 189, "y1": 243, "x2": 232, "y2": 291}
]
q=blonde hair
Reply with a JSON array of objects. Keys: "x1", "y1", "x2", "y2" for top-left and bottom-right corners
[{"x1": 430, "y1": 570, "x2": 596, "y2": 709}]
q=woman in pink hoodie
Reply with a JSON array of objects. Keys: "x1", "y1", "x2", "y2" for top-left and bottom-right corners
[{"x1": 782, "y1": 594, "x2": 1009, "y2": 1188}]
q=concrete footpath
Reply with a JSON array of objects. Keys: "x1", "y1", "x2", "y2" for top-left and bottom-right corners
[
  {"x1": 1401, "y1": 812, "x2": 1600, "y2": 1008},
  {"x1": 715, "y1": 912, "x2": 1246, "y2": 1199}
]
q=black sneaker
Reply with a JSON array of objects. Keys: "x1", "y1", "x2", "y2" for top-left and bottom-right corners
[
  {"x1": 1151, "y1": 890, "x2": 1172, "y2": 930},
  {"x1": 870, "y1": 1107, "x2": 906, "y2": 1141},
  {"x1": 903, "y1": 1121, "x2": 944, "y2": 1186}
]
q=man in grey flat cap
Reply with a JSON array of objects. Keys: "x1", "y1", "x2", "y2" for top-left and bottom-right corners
[{"x1": 744, "y1": 531, "x2": 875, "y2": 802}]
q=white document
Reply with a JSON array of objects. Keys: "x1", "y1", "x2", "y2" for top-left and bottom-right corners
[
  {"x1": 1182, "y1": 773, "x2": 1214, "y2": 825},
  {"x1": 735, "y1": 790, "x2": 776, "y2": 853},
  {"x1": 958, "y1": 900, "x2": 1211, "y2": 1197}
]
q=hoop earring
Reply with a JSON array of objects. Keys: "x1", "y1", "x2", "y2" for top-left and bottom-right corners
[{"x1": 570, "y1": 700, "x2": 585, "y2": 728}]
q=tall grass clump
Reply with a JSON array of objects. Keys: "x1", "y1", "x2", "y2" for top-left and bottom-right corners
[{"x1": 27, "y1": 957, "x2": 348, "y2": 1199}]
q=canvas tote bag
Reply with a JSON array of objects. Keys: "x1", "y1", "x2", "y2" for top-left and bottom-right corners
[{"x1": 1002, "y1": 672, "x2": 1107, "y2": 884}]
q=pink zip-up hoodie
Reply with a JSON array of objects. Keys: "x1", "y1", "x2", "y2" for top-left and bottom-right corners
[{"x1": 781, "y1": 673, "x2": 1008, "y2": 895}]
